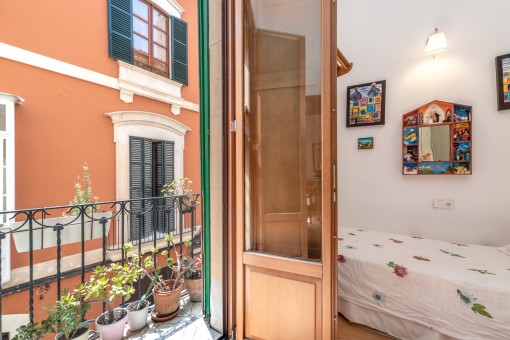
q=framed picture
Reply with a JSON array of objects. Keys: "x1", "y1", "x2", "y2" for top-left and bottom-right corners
[
  {"x1": 496, "y1": 53, "x2": 510, "y2": 111},
  {"x1": 312, "y1": 143, "x2": 321, "y2": 171},
  {"x1": 358, "y1": 137, "x2": 374, "y2": 149},
  {"x1": 346, "y1": 80, "x2": 386, "y2": 127}
]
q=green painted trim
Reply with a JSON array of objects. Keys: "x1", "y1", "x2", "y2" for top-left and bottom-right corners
[{"x1": 198, "y1": 0, "x2": 211, "y2": 318}]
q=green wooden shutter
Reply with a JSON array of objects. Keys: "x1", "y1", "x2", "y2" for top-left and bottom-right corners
[
  {"x1": 162, "y1": 141, "x2": 175, "y2": 187},
  {"x1": 162, "y1": 141, "x2": 175, "y2": 233},
  {"x1": 129, "y1": 137, "x2": 153, "y2": 241},
  {"x1": 154, "y1": 141, "x2": 175, "y2": 233},
  {"x1": 171, "y1": 16, "x2": 188, "y2": 85},
  {"x1": 108, "y1": 0, "x2": 133, "y2": 64}
]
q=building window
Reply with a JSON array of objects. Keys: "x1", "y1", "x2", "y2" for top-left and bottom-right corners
[
  {"x1": 133, "y1": 0, "x2": 169, "y2": 78},
  {"x1": 129, "y1": 137, "x2": 175, "y2": 240},
  {"x1": 108, "y1": 0, "x2": 189, "y2": 85},
  {"x1": 0, "y1": 92, "x2": 23, "y2": 284},
  {"x1": 104, "y1": 111, "x2": 191, "y2": 241}
]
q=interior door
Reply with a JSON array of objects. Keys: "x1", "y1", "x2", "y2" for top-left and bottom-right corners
[
  {"x1": 250, "y1": 29, "x2": 308, "y2": 259},
  {"x1": 230, "y1": 0, "x2": 337, "y2": 339}
]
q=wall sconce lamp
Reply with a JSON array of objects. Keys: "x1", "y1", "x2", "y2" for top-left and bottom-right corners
[{"x1": 425, "y1": 28, "x2": 448, "y2": 57}]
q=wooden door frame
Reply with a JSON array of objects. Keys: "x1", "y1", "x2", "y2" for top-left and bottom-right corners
[{"x1": 224, "y1": 0, "x2": 338, "y2": 338}]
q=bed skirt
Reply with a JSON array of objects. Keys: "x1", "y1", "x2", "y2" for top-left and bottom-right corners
[{"x1": 338, "y1": 297, "x2": 458, "y2": 340}]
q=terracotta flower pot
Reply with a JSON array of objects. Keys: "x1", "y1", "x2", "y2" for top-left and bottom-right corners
[
  {"x1": 152, "y1": 279, "x2": 183, "y2": 317},
  {"x1": 185, "y1": 277, "x2": 203, "y2": 302}
]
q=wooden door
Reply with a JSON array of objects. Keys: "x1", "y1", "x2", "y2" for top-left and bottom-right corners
[
  {"x1": 250, "y1": 29, "x2": 308, "y2": 259},
  {"x1": 227, "y1": 0, "x2": 337, "y2": 339}
]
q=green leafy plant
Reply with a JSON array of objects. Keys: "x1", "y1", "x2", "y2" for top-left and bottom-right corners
[
  {"x1": 80, "y1": 262, "x2": 142, "y2": 324},
  {"x1": 182, "y1": 247, "x2": 202, "y2": 280},
  {"x1": 161, "y1": 177, "x2": 193, "y2": 196},
  {"x1": 44, "y1": 292, "x2": 90, "y2": 339},
  {"x1": 69, "y1": 163, "x2": 99, "y2": 215},
  {"x1": 161, "y1": 177, "x2": 201, "y2": 209},
  {"x1": 124, "y1": 236, "x2": 197, "y2": 294},
  {"x1": 135, "y1": 267, "x2": 161, "y2": 311},
  {"x1": 12, "y1": 320, "x2": 53, "y2": 340}
]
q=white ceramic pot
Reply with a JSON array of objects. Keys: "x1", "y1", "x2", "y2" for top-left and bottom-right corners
[
  {"x1": 55, "y1": 322, "x2": 90, "y2": 340},
  {"x1": 127, "y1": 300, "x2": 149, "y2": 331},
  {"x1": 95, "y1": 308, "x2": 128, "y2": 340}
]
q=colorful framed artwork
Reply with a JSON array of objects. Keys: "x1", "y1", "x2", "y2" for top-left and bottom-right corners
[
  {"x1": 402, "y1": 100, "x2": 472, "y2": 176},
  {"x1": 358, "y1": 137, "x2": 374, "y2": 149},
  {"x1": 346, "y1": 80, "x2": 386, "y2": 127},
  {"x1": 496, "y1": 53, "x2": 510, "y2": 111}
]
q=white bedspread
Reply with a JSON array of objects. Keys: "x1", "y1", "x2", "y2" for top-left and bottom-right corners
[{"x1": 338, "y1": 227, "x2": 510, "y2": 340}]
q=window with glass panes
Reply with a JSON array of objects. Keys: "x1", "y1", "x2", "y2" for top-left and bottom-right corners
[{"x1": 133, "y1": 0, "x2": 169, "y2": 77}]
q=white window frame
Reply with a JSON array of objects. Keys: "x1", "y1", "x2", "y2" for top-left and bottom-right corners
[
  {"x1": 105, "y1": 111, "x2": 190, "y2": 243},
  {"x1": 105, "y1": 111, "x2": 190, "y2": 201},
  {"x1": 0, "y1": 92, "x2": 23, "y2": 284}
]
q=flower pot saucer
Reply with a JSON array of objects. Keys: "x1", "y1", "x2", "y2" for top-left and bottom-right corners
[{"x1": 151, "y1": 307, "x2": 180, "y2": 322}]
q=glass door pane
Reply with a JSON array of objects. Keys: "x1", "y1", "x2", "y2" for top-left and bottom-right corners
[{"x1": 244, "y1": 0, "x2": 322, "y2": 261}]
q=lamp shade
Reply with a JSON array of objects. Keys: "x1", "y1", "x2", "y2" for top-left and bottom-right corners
[{"x1": 425, "y1": 28, "x2": 448, "y2": 55}]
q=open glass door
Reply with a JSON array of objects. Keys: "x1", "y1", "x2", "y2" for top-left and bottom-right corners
[{"x1": 230, "y1": 0, "x2": 337, "y2": 338}]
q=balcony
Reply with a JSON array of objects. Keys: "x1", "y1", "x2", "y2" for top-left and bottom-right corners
[{"x1": 0, "y1": 195, "x2": 216, "y2": 339}]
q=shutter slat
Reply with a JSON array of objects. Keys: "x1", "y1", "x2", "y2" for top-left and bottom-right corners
[
  {"x1": 129, "y1": 137, "x2": 143, "y2": 241},
  {"x1": 109, "y1": 0, "x2": 133, "y2": 64},
  {"x1": 162, "y1": 141, "x2": 175, "y2": 232},
  {"x1": 171, "y1": 16, "x2": 188, "y2": 85},
  {"x1": 130, "y1": 136, "x2": 155, "y2": 240}
]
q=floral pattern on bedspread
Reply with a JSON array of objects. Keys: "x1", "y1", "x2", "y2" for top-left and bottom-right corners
[
  {"x1": 413, "y1": 256, "x2": 430, "y2": 261},
  {"x1": 457, "y1": 289, "x2": 493, "y2": 319},
  {"x1": 387, "y1": 261, "x2": 409, "y2": 277},
  {"x1": 338, "y1": 226, "x2": 510, "y2": 340}
]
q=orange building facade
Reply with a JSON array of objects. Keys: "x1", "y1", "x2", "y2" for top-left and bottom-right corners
[{"x1": 0, "y1": 0, "x2": 201, "y2": 333}]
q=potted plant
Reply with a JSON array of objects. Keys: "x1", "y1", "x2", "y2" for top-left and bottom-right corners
[
  {"x1": 12, "y1": 320, "x2": 52, "y2": 340},
  {"x1": 44, "y1": 292, "x2": 91, "y2": 340},
  {"x1": 182, "y1": 252, "x2": 202, "y2": 302},
  {"x1": 161, "y1": 177, "x2": 200, "y2": 213},
  {"x1": 126, "y1": 267, "x2": 160, "y2": 331},
  {"x1": 11, "y1": 163, "x2": 112, "y2": 252},
  {"x1": 80, "y1": 262, "x2": 142, "y2": 340},
  {"x1": 124, "y1": 234, "x2": 193, "y2": 319},
  {"x1": 123, "y1": 243, "x2": 162, "y2": 331}
]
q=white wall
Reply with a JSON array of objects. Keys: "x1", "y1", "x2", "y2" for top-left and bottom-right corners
[{"x1": 337, "y1": 0, "x2": 510, "y2": 246}]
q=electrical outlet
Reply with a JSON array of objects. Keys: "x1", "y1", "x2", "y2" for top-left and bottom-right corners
[{"x1": 433, "y1": 199, "x2": 454, "y2": 210}]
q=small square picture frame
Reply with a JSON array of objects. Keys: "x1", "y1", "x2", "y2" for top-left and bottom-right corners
[{"x1": 358, "y1": 137, "x2": 374, "y2": 150}]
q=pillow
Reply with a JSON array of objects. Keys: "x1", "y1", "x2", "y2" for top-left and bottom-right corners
[{"x1": 505, "y1": 244, "x2": 510, "y2": 252}]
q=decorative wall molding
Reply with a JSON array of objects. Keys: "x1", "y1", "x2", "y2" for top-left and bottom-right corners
[
  {"x1": 0, "y1": 42, "x2": 119, "y2": 89},
  {"x1": 0, "y1": 42, "x2": 199, "y2": 113},
  {"x1": 152, "y1": 0, "x2": 185, "y2": 18},
  {"x1": 0, "y1": 92, "x2": 24, "y2": 105},
  {"x1": 104, "y1": 111, "x2": 191, "y2": 202},
  {"x1": 118, "y1": 61, "x2": 184, "y2": 115}
]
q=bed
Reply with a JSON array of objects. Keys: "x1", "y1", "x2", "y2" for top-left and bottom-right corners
[{"x1": 337, "y1": 227, "x2": 510, "y2": 340}]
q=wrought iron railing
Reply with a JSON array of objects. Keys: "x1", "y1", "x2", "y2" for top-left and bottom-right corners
[{"x1": 0, "y1": 194, "x2": 200, "y2": 335}]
